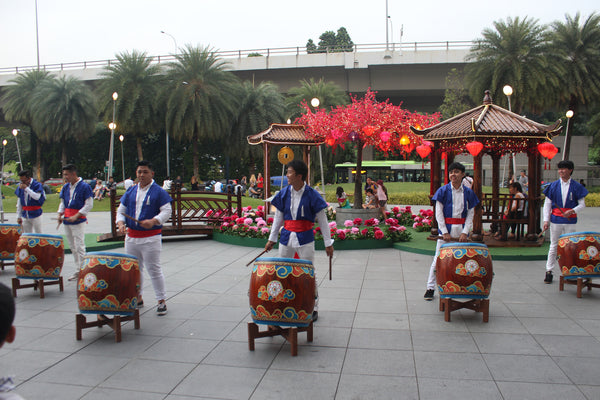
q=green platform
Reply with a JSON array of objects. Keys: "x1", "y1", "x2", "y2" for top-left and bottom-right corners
[{"x1": 59, "y1": 234, "x2": 123, "y2": 254}]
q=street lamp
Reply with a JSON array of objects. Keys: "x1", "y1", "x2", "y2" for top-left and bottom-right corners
[
  {"x1": 311, "y1": 97, "x2": 326, "y2": 194},
  {"x1": 562, "y1": 110, "x2": 574, "y2": 160},
  {"x1": 119, "y1": 135, "x2": 125, "y2": 182},
  {"x1": 108, "y1": 91, "x2": 118, "y2": 182},
  {"x1": 11, "y1": 129, "x2": 23, "y2": 169},
  {"x1": 0, "y1": 139, "x2": 7, "y2": 222},
  {"x1": 503, "y1": 85, "x2": 516, "y2": 182},
  {"x1": 161, "y1": 30, "x2": 178, "y2": 178}
]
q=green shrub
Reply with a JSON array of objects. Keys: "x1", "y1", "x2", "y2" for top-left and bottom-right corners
[{"x1": 586, "y1": 193, "x2": 600, "y2": 207}]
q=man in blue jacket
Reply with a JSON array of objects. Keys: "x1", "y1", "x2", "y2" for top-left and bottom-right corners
[
  {"x1": 117, "y1": 160, "x2": 172, "y2": 315},
  {"x1": 542, "y1": 160, "x2": 588, "y2": 283},
  {"x1": 424, "y1": 162, "x2": 480, "y2": 301},
  {"x1": 15, "y1": 170, "x2": 45, "y2": 233}
]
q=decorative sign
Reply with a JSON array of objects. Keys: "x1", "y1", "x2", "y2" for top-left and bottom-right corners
[{"x1": 278, "y1": 147, "x2": 294, "y2": 165}]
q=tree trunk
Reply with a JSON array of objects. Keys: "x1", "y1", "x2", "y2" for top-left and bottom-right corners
[
  {"x1": 353, "y1": 142, "x2": 364, "y2": 209},
  {"x1": 192, "y1": 138, "x2": 199, "y2": 178},
  {"x1": 61, "y1": 137, "x2": 67, "y2": 167},
  {"x1": 136, "y1": 137, "x2": 144, "y2": 161},
  {"x1": 35, "y1": 138, "x2": 42, "y2": 181}
]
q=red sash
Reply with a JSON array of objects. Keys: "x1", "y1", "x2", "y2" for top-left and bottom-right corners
[
  {"x1": 127, "y1": 228, "x2": 162, "y2": 238},
  {"x1": 445, "y1": 217, "x2": 465, "y2": 225},
  {"x1": 23, "y1": 206, "x2": 41, "y2": 211},
  {"x1": 284, "y1": 220, "x2": 314, "y2": 232},
  {"x1": 64, "y1": 208, "x2": 85, "y2": 220},
  {"x1": 552, "y1": 208, "x2": 576, "y2": 218}
]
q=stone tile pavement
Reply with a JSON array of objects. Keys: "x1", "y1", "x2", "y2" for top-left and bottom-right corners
[{"x1": 1, "y1": 209, "x2": 600, "y2": 399}]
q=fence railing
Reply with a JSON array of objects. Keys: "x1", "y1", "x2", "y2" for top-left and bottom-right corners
[{"x1": 0, "y1": 41, "x2": 474, "y2": 75}]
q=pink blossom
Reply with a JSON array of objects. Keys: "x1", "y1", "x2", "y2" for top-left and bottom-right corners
[
  {"x1": 374, "y1": 230, "x2": 385, "y2": 240},
  {"x1": 351, "y1": 227, "x2": 359, "y2": 234},
  {"x1": 414, "y1": 216, "x2": 421, "y2": 223},
  {"x1": 243, "y1": 218, "x2": 253, "y2": 225},
  {"x1": 232, "y1": 224, "x2": 239, "y2": 230},
  {"x1": 256, "y1": 219, "x2": 267, "y2": 228},
  {"x1": 222, "y1": 222, "x2": 229, "y2": 228},
  {"x1": 422, "y1": 219, "x2": 431, "y2": 226},
  {"x1": 413, "y1": 222, "x2": 423, "y2": 228},
  {"x1": 249, "y1": 226, "x2": 258, "y2": 232},
  {"x1": 344, "y1": 220, "x2": 354, "y2": 227},
  {"x1": 329, "y1": 221, "x2": 337, "y2": 229},
  {"x1": 261, "y1": 227, "x2": 270, "y2": 234},
  {"x1": 399, "y1": 225, "x2": 407, "y2": 231}
]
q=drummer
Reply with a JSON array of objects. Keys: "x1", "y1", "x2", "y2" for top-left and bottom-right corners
[
  {"x1": 424, "y1": 162, "x2": 479, "y2": 301},
  {"x1": 15, "y1": 170, "x2": 45, "y2": 233},
  {"x1": 542, "y1": 160, "x2": 588, "y2": 284},
  {"x1": 264, "y1": 160, "x2": 334, "y2": 322}
]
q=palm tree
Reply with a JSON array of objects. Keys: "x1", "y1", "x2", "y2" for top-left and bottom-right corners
[
  {"x1": 286, "y1": 78, "x2": 349, "y2": 119},
  {"x1": 1, "y1": 69, "x2": 52, "y2": 178},
  {"x1": 165, "y1": 45, "x2": 241, "y2": 178},
  {"x1": 550, "y1": 12, "x2": 600, "y2": 109},
  {"x1": 31, "y1": 75, "x2": 96, "y2": 166},
  {"x1": 97, "y1": 50, "x2": 164, "y2": 160},
  {"x1": 465, "y1": 16, "x2": 559, "y2": 114}
]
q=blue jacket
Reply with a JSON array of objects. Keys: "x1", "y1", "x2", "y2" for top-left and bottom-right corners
[
  {"x1": 120, "y1": 182, "x2": 172, "y2": 232},
  {"x1": 59, "y1": 180, "x2": 93, "y2": 225},
  {"x1": 15, "y1": 179, "x2": 45, "y2": 219},
  {"x1": 543, "y1": 179, "x2": 588, "y2": 224},
  {"x1": 432, "y1": 183, "x2": 480, "y2": 231}
]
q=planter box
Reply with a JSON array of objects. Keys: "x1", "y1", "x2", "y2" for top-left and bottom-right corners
[
  {"x1": 213, "y1": 232, "x2": 276, "y2": 248},
  {"x1": 335, "y1": 208, "x2": 381, "y2": 226}
]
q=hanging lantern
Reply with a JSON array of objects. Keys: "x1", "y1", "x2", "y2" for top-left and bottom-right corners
[
  {"x1": 348, "y1": 131, "x2": 359, "y2": 142},
  {"x1": 325, "y1": 137, "x2": 336, "y2": 147},
  {"x1": 404, "y1": 142, "x2": 416, "y2": 153},
  {"x1": 416, "y1": 144, "x2": 431, "y2": 158},
  {"x1": 537, "y1": 142, "x2": 558, "y2": 159},
  {"x1": 466, "y1": 141, "x2": 484, "y2": 156},
  {"x1": 399, "y1": 135, "x2": 410, "y2": 145},
  {"x1": 380, "y1": 130, "x2": 391, "y2": 142}
]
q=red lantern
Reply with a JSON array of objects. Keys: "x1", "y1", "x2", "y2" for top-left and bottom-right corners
[
  {"x1": 325, "y1": 137, "x2": 336, "y2": 147},
  {"x1": 380, "y1": 130, "x2": 391, "y2": 142},
  {"x1": 537, "y1": 142, "x2": 558, "y2": 159},
  {"x1": 399, "y1": 135, "x2": 410, "y2": 145},
  {"x1": 466, "y1": 141, "x2": 484, "y2": 156},
  {"x1": 404, "y1": 142, "x2": 416, "y2": 153},
  {"x1": 416, "y1": 144, "x2": 431, "y2": 158}
]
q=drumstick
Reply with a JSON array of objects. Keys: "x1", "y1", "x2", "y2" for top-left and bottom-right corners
[
  {"x1": 329, "y1": 254, "x2": 332, "y2": 280},
  {"x1": 122, "y1": 213, "x2": 140, "y2": 223},
  {"x1": 246, "y1": 249, "x2": 268, "y2": 267}
]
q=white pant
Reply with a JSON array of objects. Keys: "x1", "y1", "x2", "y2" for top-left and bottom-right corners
[
  {"x1": 125, "y1": 236, "x2": 166, "y2": 302},
  {"x1": 22, "y1": 215, "x2": 43, "y2": 233},
  {"x1": 426, "y1": 238, "x2": 447, "y2": 290},
  {"x1": 546, "y1": 223, "x2": 578, "y2": 272},
  {"x1": 278, "y1": 242, "x2": 318, "y2": 311},
  {"x1": 64, "y1": 223, "x2": 86, "y2": 272}
]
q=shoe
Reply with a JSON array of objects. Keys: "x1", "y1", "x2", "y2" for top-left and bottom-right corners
[
  {"x1": 544, "y1": 271, "x2": 553, "y2": 284},
  {"x1": 424, "y1": 289, "x2": 434, "y2": 301},
  {"x1": 156, "y1": 302, "x2": 167, "y2": 315},
  {"x1": 312, "y1": 311, "x2": 318, "y2": 322},
  {"x1": 137, "y1": 300, "x2": 144, "y2": 309},
  {"x1": 67, "y1": 271, "x2": 79, "y2": 281}
]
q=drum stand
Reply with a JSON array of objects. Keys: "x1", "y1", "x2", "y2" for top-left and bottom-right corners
[
  {"x1": 76, "y1": 310, "x2": 140, "y2": 343},
  {"x1": 11, "y1": 277, "x2": 64, "y2": 298},
  {"x1": 0, "y1": 258, "x2": 15, "y2": 271},
  {"x1": 559, "y1": 276, "x2": 600, "y2": 298},
  {"x1": 439, "y1": 298, "x2": 489, "y2": 323},
  {"x1": 248, "y1": 322, "x2": 313, "y2": 356}
]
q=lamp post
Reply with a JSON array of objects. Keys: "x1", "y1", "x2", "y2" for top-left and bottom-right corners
[
  {"x1": 0, "y1": 139, "x2": 7, "y2": 222},
  {"x1": 11, "y1": 129, "x2": 23, "y2": 169},
  {"x1": 503, "y1": 85, "x2": 516, "y2": 182},
  {"x1": 161, "y1": 30, "x2": 178, "y2": 178},
  {"x1": 119, "y1": 135, "x2": 125, "y2": 182},
  {"x1": 108, "y1": 92, "x2": 118, "y2": 182},
  {"x1": 562, "y1": 110, "x2": 574, "y2": 160},
  {"x1": 311, "y1": 97, "x2": 326, "y2": 194}
]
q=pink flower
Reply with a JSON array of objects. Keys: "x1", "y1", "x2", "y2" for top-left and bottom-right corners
[
  {"x1": 422, "y1": 219, "x2": 431, "y2": 226},
  {"x1": 256, "y1": 219, "x2": 267, "y2": 228},
  {"x1": 329, "y1": 221, "x2": 337, "y2": 229},
  {"x1": 206, "y1": 210, "x2": 214, "y2": 217},
  {"x1": 374, "y1": 230, "x2": 385, "y2": 240},
  {"x1": 232, "y1": 224, "x2": 239, "y2": 230},
  {"x1": 414, "y1": 216, "x2": 422, "y2": 223},
  {"x1": 413, "y1": 222, "x2": 423, "y2": 228},
  {"x1": 399, "y1": 225, "x2": 407, "y2": 231},
  {"x1": 261, "y1": 227, "x2": 270, "y2": 234},
  {"x1": 243, "y1": 218, "x2": 253, "y2": 225},
  {"x1": 351, "y1": 227, "x2": 359, "y2": 234},
  {"x1": 344, "y1": 220, "x2": 354, "y2": 227},
  {"x1": 249, "y1": 226, "x2": 258, "y2": 232},
  {"x1": 353, "y1": 218, "x2": 363, "y2": 226},
  {"x1": 235, "y1": 217, "x2": 245, "y2": 225},
  {"x1": 257, "y1": 206, "x2": 264, "y2": 212}
]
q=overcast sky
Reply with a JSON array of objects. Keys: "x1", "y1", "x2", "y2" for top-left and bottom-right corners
[{"x1": 1, "y1": 0, "x2": 598, "y2": 68}]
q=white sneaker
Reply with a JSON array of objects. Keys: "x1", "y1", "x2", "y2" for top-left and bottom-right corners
[{"x1": 67, "y1": 271, "x2": 79, "y2": 281}]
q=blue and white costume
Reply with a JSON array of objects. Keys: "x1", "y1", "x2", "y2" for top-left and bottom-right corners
[{"x1": 15, "y1": 178, "x2": 45, "y2": 233}]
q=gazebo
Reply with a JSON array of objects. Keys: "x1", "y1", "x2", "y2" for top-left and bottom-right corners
[
  {"x1": 410, "y1": 91, "x2": 563, "y2": 244},
  {"x1": 247, "y1": 123, "x2": 325, "y2": 199}
]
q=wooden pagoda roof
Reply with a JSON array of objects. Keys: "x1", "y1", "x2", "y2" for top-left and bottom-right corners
[
  {"x1": 410, "y1": 92, "x2": 563, "y2": 143},
  {"x1": 247, "y1": 123, "x2": 324, "y2": 146}
]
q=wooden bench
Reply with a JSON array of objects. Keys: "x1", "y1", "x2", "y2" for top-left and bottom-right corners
[{"x1": 481, "y1": 193, "x2": 528, "y2": 240}]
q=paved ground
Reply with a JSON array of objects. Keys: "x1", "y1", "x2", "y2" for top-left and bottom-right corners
[{"x1": 2, "y1": 209, "x2": 600, "y2": 400}]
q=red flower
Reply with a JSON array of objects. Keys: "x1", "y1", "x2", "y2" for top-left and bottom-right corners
[
  {"x1": 267, "y1": 217, "x2": 274, "y2": 224},
  {"x1": 361, "y1": 228, "x2": 369, "y2": 236},
  {"x1": 337, "y1": 231, "x2": 346, "y2": 240},
  {"x1": 392, "y1": 206, "x2": 400, "y2": 213},
  {"x1": 353, "y1": 218, "x2": 363, "y2": 226},
  {"x1": 374, "y1": 230, "x2": 385, "y2": 240}
]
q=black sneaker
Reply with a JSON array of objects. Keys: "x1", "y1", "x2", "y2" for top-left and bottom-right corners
[
  {"x1": 137, "y1": 300, "x2": 144, "y2": 309},
  {"x1": 544, "y1": 271, "x2": 553, "y2": 284},
  {"x1": 312, "y1": 311, "x2": 318, "y2": 322},
  {"x1": 156, "y1": 302, "x2": 167, "y2": 315},
  {"x1": 424, "y1": 289, "x2": 434, "y2": 301}
]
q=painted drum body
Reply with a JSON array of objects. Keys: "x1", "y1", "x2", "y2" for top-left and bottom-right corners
[
  {"x1": 557, "y1": 231, "x2": 600, "y2": 278},
  {"x1": 77, "y1": 252, "x2": 140, "y2": 316},
  {"x1": 0, "y1": 224, "x2": 22, "y2": 261},
  {"x1": 14, "y1": 233, "x2": 64, "y2": 279},
  {"x1": 436, "y1": 242, "x2": 493, "y2": 299},
  {"x1": 249, "y1": 257, "x2": 315, "y2": 327}
]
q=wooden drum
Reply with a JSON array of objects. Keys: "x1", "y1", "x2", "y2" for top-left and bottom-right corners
[
  {"x1": 0, "y1": 224, "x2": 22, "y2": 261},
  {"x1": 557, "y1": 231, "x2": 600, "y2": 278},
  {"x1": 436, "y1": 242, "x2": 493, "y2": 299},
  {"x1": 15, "y1": 233, "x2": 64, "y2": 279},
  {"x1": 78, "y1": 252, "x2": 140, "y2": 316},
  {"x1": 249, "y1": 257, "x2": 315, "y2": 327}
]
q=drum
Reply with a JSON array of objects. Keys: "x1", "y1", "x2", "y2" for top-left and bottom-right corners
[
  {"x1": 436, "y1": 242, "x2": 493, "y2": 299},
  {"x1": 14, "y1": 233, "x2": 64, "y2": 279},
  {"x1": 249, "y1": 257, "x2": 315, "y2": 327},
  {"x1": 557, "y1": 231, "x2": 600, "y2": 278},
  {"x1": 0, "y1": 224, "x2": 22, "y2": 260},
  {"x1": 77, "y1": 252, "x2": 140, "y2": 316}
]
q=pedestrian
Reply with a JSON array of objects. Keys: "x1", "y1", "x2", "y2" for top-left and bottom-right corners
[
  {"x1": 124, "y1": 176, "x2": 134, "y2": 190},
  {"x1": 58, "y1": 164, "x2": 94, "y2": 281},
  {"x1": 0, "y1": 282, "x2": 26, "y2": 400},
  {"x1": 264, "y1": 160, "x2": 334, "y2": 322},
  {"x1": 117, "y1": 160, "x2": 172, "y2": 315},
  {"x1": 542, "y1": 160, "x2": 588, "y2": 284},
  {"x1": 376, "y1": 179, "x2": 388, "y2": 218},
  {"x1": 190, "y1": 176, "x2": 199, "y2": 191},
  {"x1": 162, "y1": 176, "x2": 173, "y2": 191},
  {"x1": 15, "y1": 170, "x2": 45, "y2": 233},
  {"x1": 462, "y1": 173, "x2": 473, "y2": 189},
  {"x1": 424, "y1": 162, "x2": 479, "y2": 301},
  {"x1": 336, "y1": 186, "x2": 351, "y2": 208},
  {"x1": 518, "y1": 170, "x2": 529, "y2": 194}
]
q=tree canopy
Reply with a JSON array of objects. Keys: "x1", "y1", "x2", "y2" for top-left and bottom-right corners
[{"x1": 306, "y1": 27, "x2": 354, "y2": 53}]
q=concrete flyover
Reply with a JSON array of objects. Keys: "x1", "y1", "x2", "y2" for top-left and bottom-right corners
[{"x1": 0, "y1": 41, "x2": 472, "y2": 113}]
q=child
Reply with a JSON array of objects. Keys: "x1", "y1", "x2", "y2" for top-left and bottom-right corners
[
  {"x1": 362, "y1": 188, "x2": 378, "y2": 209},
  {"x1": 376, "y1": 179, "x2": 388, "y2": 218},
  {"x1": 336, "y1": 186, "x2": 351, "y2": 208}
]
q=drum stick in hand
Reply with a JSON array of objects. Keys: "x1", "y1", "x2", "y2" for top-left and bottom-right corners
[
  {"x1": 122, "y1": 213, "x2": 140, "y2": 223},
  {"x1": 329, "y1": 254, "x2": 332, "y2": 280},
  {"x1": 246, "y1": 249, "x2": 268, "y2": 267}
]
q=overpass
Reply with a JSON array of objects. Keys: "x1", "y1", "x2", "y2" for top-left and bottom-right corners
[{"x1": 0, "y1": 41, "x2": 472, "y2": 113}]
